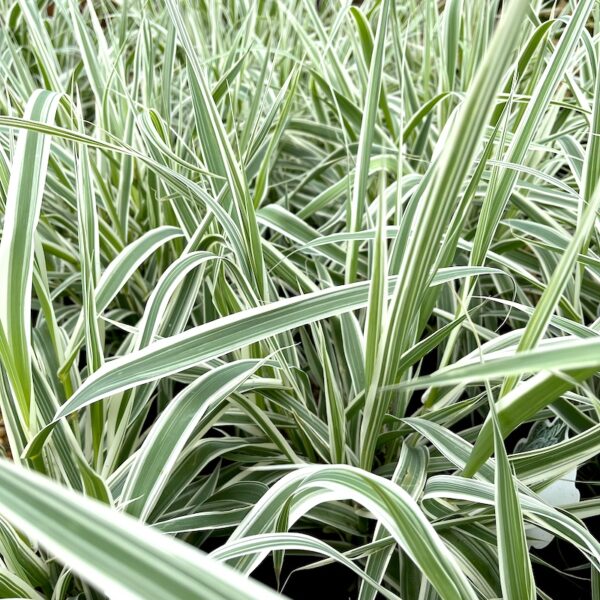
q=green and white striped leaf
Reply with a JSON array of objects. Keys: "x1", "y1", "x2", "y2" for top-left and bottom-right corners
[{"x1": 0, "y1": 459, "x2": 284, "y2": 600}]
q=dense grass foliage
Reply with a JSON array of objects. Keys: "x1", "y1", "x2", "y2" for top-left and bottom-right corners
[{"x1": 1, "y1": 0, "x2": 600, "y2": 598}]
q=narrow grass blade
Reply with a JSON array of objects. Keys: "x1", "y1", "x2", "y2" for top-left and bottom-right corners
[
  {"x1": 0, "y1": 460, "x2": 284, "y2": 600},
  {"x1": 0, "y1": 90, "x2": 61, "y2": 427}
]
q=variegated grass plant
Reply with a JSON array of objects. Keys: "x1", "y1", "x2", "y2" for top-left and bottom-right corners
[{"x1": 0, "y1": 0, "x2": 599, "y2": 598}]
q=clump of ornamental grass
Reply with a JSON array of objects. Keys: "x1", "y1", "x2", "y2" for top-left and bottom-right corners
[{"x1": 0, "y1": 0, "x2": 599, "y2": 598}]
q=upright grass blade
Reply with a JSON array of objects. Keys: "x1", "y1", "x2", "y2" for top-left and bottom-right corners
[
  {"x1": 442, "y1": 0, "x2": 464, "y2": 96},
  {"x1": 360, "y1": 0, "x2": 530, "y2": 469},
  {"x1": 490, "y1": 401, "x2": 536, "y2": 599},
  {"x1": 499, "y1": 25, "x2": 600, "y2": 394},
  {"x1": 74, "y1": 122, "x2": 103, "y2": 376},
  {"x1": 74, "y1": 107, "x2": 104, "y2": 465},
  {"x1": 316, "y1": 327, "x2": 345, "y2": 464},
  {"x1": 345, "y1": 0, "x2": 390, "y2": 283},
  {"x1": 364, "y1": 176, "x2": 388, "y2": 388},
  {"x1": 165, "y1": 0, "x2": 266, "y2": 295},
  {"x1": 470, "y1": 0, "x2": 595, "y2": 269},
  {"x1": 0, "y1": 90, "x2": 61, "y2": 428},
  {"x1": 499, "y1": 179, "x2": 600, "y2": 395}
]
